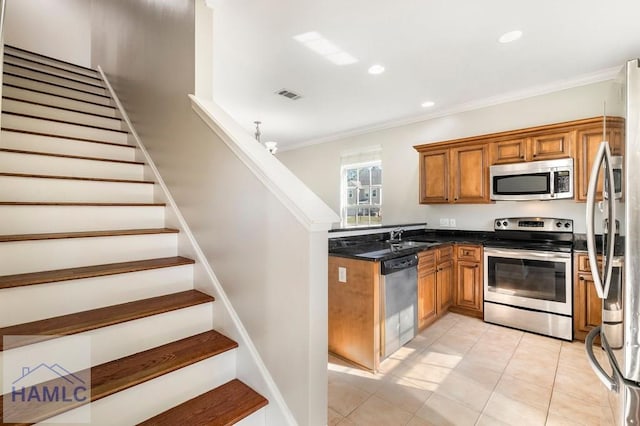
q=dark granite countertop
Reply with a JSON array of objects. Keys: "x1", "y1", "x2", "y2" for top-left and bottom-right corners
[{"x1": 329, "y1": 228, "x2": 625, "y2": 262}]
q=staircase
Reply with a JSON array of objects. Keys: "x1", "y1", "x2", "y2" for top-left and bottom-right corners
[{"x1": 0, "y1": 45, "x2": 268, "y2": 425}]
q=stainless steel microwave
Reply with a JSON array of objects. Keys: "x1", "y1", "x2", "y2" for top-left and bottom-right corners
[{"x1": 490, "y1": 158, "x2": 574, "y2": 201}]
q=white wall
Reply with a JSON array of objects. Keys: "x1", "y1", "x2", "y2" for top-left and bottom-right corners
[
  {"x1": 4, "y1": 0, "x2": 91, "y2": 67},
  {"x1": 279, "y1": 81, "x2": 621, "y2": 233},
  {"x1": 89, "y1": 0, "x2": 326, "y2": 424}
]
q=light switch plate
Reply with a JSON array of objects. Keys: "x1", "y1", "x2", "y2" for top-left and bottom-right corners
[
  {"x1": 439, "y1": 218, "x2": 449, "y2": 227},
  {"x1": 338, "y1": 267, "x2": 347, "y2": 283},
  {"x1": 450, "y1": 218, "x2": 456, "y2": 227}
]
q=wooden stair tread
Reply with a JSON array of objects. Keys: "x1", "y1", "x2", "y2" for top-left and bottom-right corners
[
  {"x1": 0, "y1": 172, "x2": 154, "y2": 184},
  {"x1": 2, "y1": 111, "x2": 129, "y2": 134},
  {"x1": 5, "y1": 44, "x2": 99, "y2": 73},
  {"x1": 3, "y1": 72, "x2": 111, "y2": 99},
  {"x1": 0, "y1": 148, "x2": 144, "y2": 165},
  {"x1": 137, "y1": 379, "x2": 268, "y2": 426},
  {"x1": 3, "y1": 63, "x2": 105, "y2": 89},
  {"x1": 0, "y1": 256, "x2": 194, "y2": 289},
  {"x1": 1, "y1": 127, "x2": 135, "y2": 148},
  {"x1": 2, "y1": 83, "x2": 117, "y2": 109},
  {"x1": 0, "y1": 290, "x2": 214, "y2": 350},
  {"x1": 0, "y1": 330, "x2": 237, "y2": 424},
  {"x1": 2, "y1": 96, "x2": 121, "y2": 121},
  {"x1": 4, "y1": 53, "x2": 104, "y2": 83},
  {"x1": 0, "y1": 228, "x2": 178, "y2": 243}
]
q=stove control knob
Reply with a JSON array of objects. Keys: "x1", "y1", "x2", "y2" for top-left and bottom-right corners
[
  {"x1": 496, "y1": 220, "x2": 502, "y2": 227},
  {"x1": 502, "y1": 221, "x2": 508, "y2": 227},
  {"x1": 564, "y1": 223, "x2": 571, "y2": 229},
  {"x1": 556, "y1": 222, "x2": 562, "y2": 228}
]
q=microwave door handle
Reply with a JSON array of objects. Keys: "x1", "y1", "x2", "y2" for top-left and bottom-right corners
[
  {"x1": 602, "y1": 144, "x2": 616, "y2": 298},
  {"x1": 586, "y1": 141, "x2": 608, "y2": 299}
]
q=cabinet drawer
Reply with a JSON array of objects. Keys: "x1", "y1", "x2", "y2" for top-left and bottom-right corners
[
  {"x1": 437, "y1": 245, "x2": 453, "y2": 262},
  {"x1": 456, "y1": 244, "x2": 482, "y2": 262},
  {"x1": 577, "y1": 254, "x2": 602, "y2": 273},
  {"x1": 418, "y1": 250, "x2": 436, "y2": 273}
]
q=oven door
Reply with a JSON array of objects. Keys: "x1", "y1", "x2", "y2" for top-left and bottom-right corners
[{"x1": 484, "y1": 247, "x2": 572, "y2": 315}]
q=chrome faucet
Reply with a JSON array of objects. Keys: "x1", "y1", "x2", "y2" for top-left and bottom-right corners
[{"x1": 389, "y1": 228, "x2": 404, "y2": 242}]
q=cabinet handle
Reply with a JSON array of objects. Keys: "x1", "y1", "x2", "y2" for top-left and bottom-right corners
[
  {"x1": 579, "y1": 276, "x2": 585, "y2": 281},
  {"x1": 474, "y1": 265, "x2": 479, "y2": 269}
]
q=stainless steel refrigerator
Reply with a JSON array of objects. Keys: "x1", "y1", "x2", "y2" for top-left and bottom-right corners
[{"x1": 585, "y1": 58, "x2": 640, "y2": 425}]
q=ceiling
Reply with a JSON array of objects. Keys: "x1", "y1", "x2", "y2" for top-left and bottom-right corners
[{"x1": 209, "y1": 0, "x2": 640, "y2": 149}]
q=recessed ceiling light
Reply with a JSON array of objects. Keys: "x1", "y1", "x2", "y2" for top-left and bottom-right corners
[
  {"x1": 368, "y1": 64, "x2": 385, "y2": 75},
  {"x1": 498, "y1": 30, "x2": 523, "y2": 43},
  {"x1": 421, "y1": 101, "x2": 435, "y2": 108}
]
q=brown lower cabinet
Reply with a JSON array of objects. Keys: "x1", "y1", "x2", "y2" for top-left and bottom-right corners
[
  {"x1": 574, "y1": 253, "x2": 603, "y2": 341},
  {"x1": 418, "y1": 245, "x2": 461, "y2": 330},
  {"x1": 449, "y1": 244, "x2": 484, "y2": 318}
]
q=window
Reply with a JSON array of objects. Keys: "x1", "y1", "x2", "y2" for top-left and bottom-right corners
[{"x1": 341, "y1": 162, "x2": 382, "y2": 227}]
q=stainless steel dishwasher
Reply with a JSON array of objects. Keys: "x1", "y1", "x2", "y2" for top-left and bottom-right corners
[{"x1": 380, "y1": 254, "x2": 418, "y2": 359}]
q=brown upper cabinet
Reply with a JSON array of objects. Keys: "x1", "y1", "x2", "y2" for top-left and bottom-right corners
[
  {"x1": 418, "y1": 143, "x2": 489, "y2": 204},
  {"x1": 414, "y1": 116, "x2": 624, "y2": 204},
  {"x1": 574, "y1": 118, "x2": 624, "y2": 202},
  {"x1": 491, "y1": 131, "x2": 574, "y2": 164}
]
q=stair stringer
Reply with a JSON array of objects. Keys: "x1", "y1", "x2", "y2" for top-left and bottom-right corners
[{"x1": 98, "y1": 66, "x2": 297, "y2": 426}]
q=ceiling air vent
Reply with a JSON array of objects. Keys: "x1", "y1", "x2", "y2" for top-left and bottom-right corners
[{"x1": 276, "y1": 89, "x2": 302, "y2": 100}]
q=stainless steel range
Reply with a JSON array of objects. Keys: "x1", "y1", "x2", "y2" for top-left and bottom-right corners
[{"x1": 483, "y1": 217, "x2": 573, "y2": 340}]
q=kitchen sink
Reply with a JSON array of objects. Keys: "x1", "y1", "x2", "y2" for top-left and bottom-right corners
[{"x1": 388, "y1": 240, "x2": 431, "y2": 249}]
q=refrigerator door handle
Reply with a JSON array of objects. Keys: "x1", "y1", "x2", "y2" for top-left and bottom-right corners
[
  {"x1": 586, "y1": 326, "x2": 618, "y2": 392},
  {"x1": 586, "y1": 141, "x2": 616, "y2": 299}
]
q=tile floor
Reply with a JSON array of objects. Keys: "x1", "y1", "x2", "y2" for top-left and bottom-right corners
[{"x1": 328, "y1": 313, "x2": 615, "y2": 426}]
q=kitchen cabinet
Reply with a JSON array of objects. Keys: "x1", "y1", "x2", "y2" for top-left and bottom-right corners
[
  {"x1": 450, "y1": 244, "x2": 483, "y2": 318},
  {"x1": 575, "y1": 118, "x2": 624, "y2": 202},
  {"x1": 490, "y1": 131, "x2": 574, "y2": 165},
  {"x1": 417, "y1": 250, "x2": 437, "y2": 329},
  {"x1": 418, "y1": 245, "x2": 453, "y2": 330},
  {"x1": 574, "y1": 253, "x2": 603, "y2": 341},
  {"x1": 417, "y1": 144, "x2": 489, "y2": 204},
  {"x1": 328, "y1": 256, "x2": 381, "y2": 371}
]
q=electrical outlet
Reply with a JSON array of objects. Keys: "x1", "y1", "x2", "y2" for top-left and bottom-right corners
[
  {"x1": 338, "y1": 267, "x2": 347, "y2": 283},
  {"x1": 439, "y1": 218, "x2": 449, "y2": 227},
  {"x1": 450, "y1": 218, "x2": 456, "y2": 227}
]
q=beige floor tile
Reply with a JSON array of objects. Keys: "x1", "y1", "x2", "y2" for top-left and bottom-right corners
[
  {"x1": 413, "y1": 346, "x2": 465, "y2": 369},
  {"x1": 483, "y1": 392, "x2": 547, "y2": 426},
  {"x1": 458, "y1": 349, "x2": 511, "y2": 373},
  {"x1": 544, "y1": 412, "x2": 584, "y2": 425},
  {"x1": 548, "y1": 390, "x2": 613, "y2": 425},
  {"x1": 553, "y1": 366, "x2": 608, "y2": 406},
  {"x1": 394, "y1": 361, "x2": 454, "y2": 391},
  {"x1": 406, "y1": 416, "x2": 431, "y2": 426},
  {"x1": 374, "y1": 375, "x2": 433, "y2": 413},
  {"x1": 453, "y1": 358, "x2": 502, "y2": 388},
  {"x1": 433, "y1": 368, "x2": 496, "y2": 412},
  {"x1": 428, "y1": 333, "x2": 478, "y2": 356},
  {"x1": 328, "y1": 380, "x2": 371, "y2": 417},
  {"x1": 328, "y1": 366, "x2": 385, "y2": 395},
  {"x1": 504, "y1": 355, "x2": 557, "y2": 389},
  {"x1": 492, "y1": 373, "x2": 552, "y2": 411},
  {"x1": 475, "y1": 413, "x2": 512, "y2": 426},
  {"x1": 346, "y1": 395, "x2": 413, "y2": 426},
  {"x1": 415, "y1": 393, "x2": 480, "y2": 426},
  {"x1": 520, "y1": 332, "x2": 562, "y2": 353},
  {"x1": 338, "y1": 418, "x2": 356, "y2": 426},
  {"x1": 329, "y1": 407, "x2": 344, "y2": 426}
]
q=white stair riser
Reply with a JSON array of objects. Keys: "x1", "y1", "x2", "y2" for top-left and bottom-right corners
[
  {"x1": 0, "y1": 233, "x2": 178, "y2": 275},
  {"x1": 3, "y1": 98, "x2": 124, "y2": 130},
  {"x1": 0, "y1": 151, "x2": 144, "y2": 181},
  {"x1": 2, "y1": 114, "x2": 129, "y2": 144},
  {"x1": 4, "y1": 63, "x2": 107, "y2": 96},
  {"x1": 236, "y1": 409, "x2": 266, "y2": 426},
  {"x1": 0, "y1": 304, "x2": 214, "y2": 388},
  {"x1": 43, "y1": 351, "x2": 236, "y2": 425},
  {"x1": 0, "y1": 205, "x2": 165, "y2": 235},
  {"x1": 0, "y1": 176, "x2": 154, "y2": 203},
  {"x1": 3, "y1": 74, "x2": 112, "y2": 106},
  {"x1": 4, "y1": 56, "x2": 104, "y2": 86},
  {"x1": 0, "y1": 264, "x2": 194, "y2": 326},
  {"x1": 4, "y1": 47, "x2": 100, "y2": 79},
  {"x1": 3, "y1": 85, "x2": 117, "y2": 117},
  {"x1": 0, "y1": 130, "x2": 135, "y2": 162}
]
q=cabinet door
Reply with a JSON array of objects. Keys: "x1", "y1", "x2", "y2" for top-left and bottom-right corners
[
  {"x1": 418, "y1": 269, "x2": 438, "y2": 329},
  {"x1": 574, "y1": 272, "x2": 602, "y2": 339},
  {"x1": 529, "y1": 130, "x2": 574, "y2": 161},
  {"x1": 455, "y1": 261, "x2": 482, "y2": 312},
  {"x1": 575, "y1": 125, "x2": 623, "y2": 202},
  {"x1": 436, "y1": 261, "x2": 454, "y2": 313},
  {"x1": 419, "y1": 149, "x2": 450, "y2": 204},
  {"x1": 451, "y1": 144, "x2": 490, "y2": 203},
  {"x1": 490, "y1": 138, "x2": 527, "y2": 165}
]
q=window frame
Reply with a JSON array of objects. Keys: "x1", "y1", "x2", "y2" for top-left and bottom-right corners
[{"x1": 340, "y1": 160, "x2": 382, "y2": 228}]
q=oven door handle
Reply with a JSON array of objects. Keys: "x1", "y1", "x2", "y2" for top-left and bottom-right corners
[
  {"x1": 586, "y1": 141, "x2": 616, "y2": 299},
  {"x1": 484, "y1": 248, "x2": 571, "y2": 260}
]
